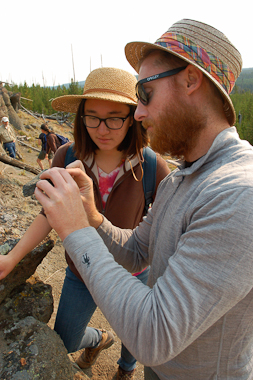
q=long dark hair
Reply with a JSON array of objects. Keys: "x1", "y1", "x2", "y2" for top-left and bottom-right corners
[
  {"x1": 73, "y1": 99, "x2": 149, "y2": 162},
  {"x1": 41, "y1": 124, "x2": 51, "y2": 133}
]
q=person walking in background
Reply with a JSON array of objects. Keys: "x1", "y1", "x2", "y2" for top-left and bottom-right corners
[
  {"x1": 40, "y1": 124, "x2": 61, "y2": 155},
  {"x1": 0, "y1": 67, "x2": 170, "y2": 379},
  {"x1": 32, "y1": 19, "x2": 253, "y2": 380},
  {"x1": 0, "y1": 116, "x2": 17, "y2": 158},
  {"x1": 36, "y1": 128, "x2": 53, "y2": 170}
]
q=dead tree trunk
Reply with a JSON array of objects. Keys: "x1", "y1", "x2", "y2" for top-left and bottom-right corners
[
  {"x1": 0, "y1": 154, "x2": 40, "y2": 174},
  {"x1": 17, "y1": 139, "x2": 40, "y2": 152}
]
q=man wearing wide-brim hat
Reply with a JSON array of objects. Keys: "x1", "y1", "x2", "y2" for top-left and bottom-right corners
[{"x1": 35, "y1": 19, "x2": 253, "y2": 380}]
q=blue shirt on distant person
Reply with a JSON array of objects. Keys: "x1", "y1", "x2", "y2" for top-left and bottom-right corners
[{"x1": 39, "y1": 132, "x2": 47, "y2": 151}]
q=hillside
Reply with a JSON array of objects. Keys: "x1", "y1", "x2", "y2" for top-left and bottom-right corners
[
  {"x1": 61, "y1": 67, "x2": 253, "y2": 94},
  {"x1": 233, "y1": 67, "x2": 253, "y2": 93}
]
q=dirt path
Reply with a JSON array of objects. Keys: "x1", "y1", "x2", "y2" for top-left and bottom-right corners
[{"x1": 0, "y1": 111, "x2": 145, "y2": 379}]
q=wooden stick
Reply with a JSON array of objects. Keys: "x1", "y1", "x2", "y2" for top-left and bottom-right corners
[
  {"x1": 17, "y1": 139, "x2": 40, "y2": 152},
  {"x1": 21, "y1": 97, "x2": 33, "y2": 102},
  {"x1": 20, "y1": 104, "x2": 39, "y2": 119},
  {"x1": 0, "y1": 81, "x2": 12, "y2": 86},
  {"x1": 0, "y1": 154, "x2": 40, "y2": 174}
]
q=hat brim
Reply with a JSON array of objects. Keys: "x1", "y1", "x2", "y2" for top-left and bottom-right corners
[
  {"x1": 52, "y1": 91, "x2": 137, "y2": 113},
  {"x1": 125, "y1": 41, "x2": 236, "y2": 126}
]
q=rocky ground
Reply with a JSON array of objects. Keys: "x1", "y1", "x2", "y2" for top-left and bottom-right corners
[{"x1": 0, "y1": 110, "x2": 145, "y2": 379}]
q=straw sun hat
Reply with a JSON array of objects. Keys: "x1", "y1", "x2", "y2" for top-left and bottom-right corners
[
  {"x1": 51, "y1": 67, "x2": 137, "y2": 113},
  {"x1": 125, "y1": 19, "x2": 242, "y2": 126}
]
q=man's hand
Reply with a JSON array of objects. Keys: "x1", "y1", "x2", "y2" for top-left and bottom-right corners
[{"x1": 35, "y1": 167, "x2": 90, "y2": 241}]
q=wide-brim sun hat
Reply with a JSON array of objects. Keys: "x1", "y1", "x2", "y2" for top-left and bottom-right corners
[
  {"x1": 52, "y1": 67, "x2": 137, "y2": 113},
  {"x1": 125, "y1": 19, "x2": 242, "y2": 126}
]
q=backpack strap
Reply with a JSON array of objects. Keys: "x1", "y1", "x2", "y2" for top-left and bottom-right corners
[
  {"x1": 142, "y1": 147, "x2": 157, "y2": 214},
  {"x1": 64, "y1": 143, "x2": 77, "y2": 167}
]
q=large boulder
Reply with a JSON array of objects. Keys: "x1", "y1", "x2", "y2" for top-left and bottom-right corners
[
  {"x1": 0, "y1": 238, "x2": 55, "y2": 304},
  {"x1": 0, "y1": 238, "x2": 75, "y2": 379},
  {"x1": 0, "y1": 93, "x2": 8, "y2": 120},
  {"x1": 0, "y1": 276, "x2": 53, "y2": 324},
  {"x1": 0, "y1": 238, "x2": 55, "y2": 333},
  {"x1": 0, "y1": 316, "x2": 74, "y2": 379},
  {"x1": 0, "y1": 88, "x2": 25, "y2": 131},
  {"x1": 10, "y1": 92, "x2": 21, "y2": 112}
]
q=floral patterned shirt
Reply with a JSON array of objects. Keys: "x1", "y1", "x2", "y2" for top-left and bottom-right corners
[{"x1": 98, "y1": 165, "x2": 121, "y2": 210}]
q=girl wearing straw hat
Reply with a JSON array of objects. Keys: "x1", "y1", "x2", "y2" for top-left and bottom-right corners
[{"x1": 0, "y1": 67, "x2": 170, "y2": 379}]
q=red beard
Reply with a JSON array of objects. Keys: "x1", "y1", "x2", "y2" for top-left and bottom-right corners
[{"x1": 143, "y1": 99, "x2": 207, "y2": 159}]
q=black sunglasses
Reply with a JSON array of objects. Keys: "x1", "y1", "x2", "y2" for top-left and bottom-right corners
[{"x1": 135, "y1": 66, "x2": 187, "y2": 106}]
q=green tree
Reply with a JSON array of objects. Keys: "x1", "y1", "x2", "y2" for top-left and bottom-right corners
[
  {"x1": 231, "y1": 91, "x2": 253, "y2": 145},
  {"x1": 68, "y1": 79, "x2": 83, "y2": 95}
]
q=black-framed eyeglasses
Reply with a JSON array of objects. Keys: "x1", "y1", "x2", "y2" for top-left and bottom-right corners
[
  {"x1": 135, "y1": 66, "x2": 187, "y2": 106},
  {"x1": 81, "y1": 113, "x2": 131, "y2": 130}
]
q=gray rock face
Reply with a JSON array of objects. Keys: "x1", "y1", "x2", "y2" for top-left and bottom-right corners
[
  {"x1": 0, "y1": 88, "x2": 25, "y2": 131},
  {"x1": 0, "y1": 316, "x2": 74, "y2": 379},
  {"x1": 0, "y1": 238, "x2": 75, "y2": 379},
  {"x1": 0, "y1": 277, "x2": 53, "y2": 324},
  {"x1": 0, "y1": 238, "x2": 54, "y2": 304}
]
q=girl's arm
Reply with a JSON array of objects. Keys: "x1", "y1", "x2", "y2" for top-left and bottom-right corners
[{"x1": 0, "y1": 214, "x2": 52, "y2": 280}]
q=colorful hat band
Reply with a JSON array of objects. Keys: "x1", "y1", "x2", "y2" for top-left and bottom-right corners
[
  {"x1": 155, "y1": 32, "x2": 235, "y2": 94},
  {"x1": 82, "y1": 88, "x2": 136, "y2": 102}
]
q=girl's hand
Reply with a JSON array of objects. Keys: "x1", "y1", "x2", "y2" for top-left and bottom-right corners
[
  {"x1": 66, "y1": 161, "x2": 103, "y2": 228},
  {"x1": 65, "y1": 160, "x2": 93, "y2": 201},
  {"x1": 0, "y1": 253, "x2": 16, "y2": 280}
]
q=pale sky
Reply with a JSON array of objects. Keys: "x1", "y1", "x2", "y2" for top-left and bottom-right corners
[{"x1": 1, "y1": 0, "x2": 251, "y2": 87}]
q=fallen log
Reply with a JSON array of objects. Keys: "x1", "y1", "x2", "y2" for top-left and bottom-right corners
[
  {"x1": 0, "y1": 81, "x2": 12, "y2": 86},
  {"x1": 21, "y1": 96, "x2": 33, "y2": 102},
  {"x1": 63, "y1": 120, "x2": 74, "y2": 128},
  {"x1": 19, "y1": 106, "x2": 74, "y2": 128},
  {"x1": 17, "y1": 139, "x2": 40, "y2": 152},
  {"x1": 0, "y1": 154, "x2": 40, "y2": 174},
  {"x1": 20, "y1": 104, "x2": 39, "y2": 119},
  {"x1": 33, "y1": 112, "x2": 75, "y2": 127}
]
